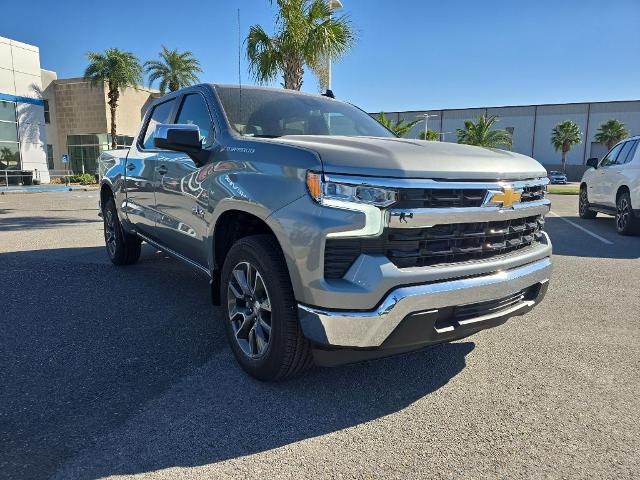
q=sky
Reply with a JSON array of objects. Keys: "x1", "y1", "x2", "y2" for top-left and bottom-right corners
[{"x1": 2, "y1": 0, "x2": 639, "y2": 112}]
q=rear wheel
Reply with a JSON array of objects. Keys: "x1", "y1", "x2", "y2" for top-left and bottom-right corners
[
  {"x1": 615, "y1": 191, "x2": 640, "y2": 235},
  {"x1": 103, "y1": 196, "x2": 141, "y2": 265},
  {"x1": 221, "y1": 235, "x2": 313, "y2": 381},
  {"x1": 579, "y1": 185, "x2": 597, "y2": 219}
]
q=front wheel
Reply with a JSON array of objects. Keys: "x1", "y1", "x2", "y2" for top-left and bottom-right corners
[
  {"x1": 579, "y1": 186, "x2": 597, "y2": 219},
  {"x1": 615, "y1": 192, "x2": 640, "y2": 235},
  {"x1": 221, "y1": 235, "x2": 313, "y2": 381}
]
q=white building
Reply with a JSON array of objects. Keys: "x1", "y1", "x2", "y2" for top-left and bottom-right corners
[
  {"x1": 0, "y1": 36, "x2": 49, "y2": 183},
  {"x1": 376, "y1": 100, "x2": 640, "y2": 181}
]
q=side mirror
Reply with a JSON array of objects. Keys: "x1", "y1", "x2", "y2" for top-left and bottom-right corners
[
  {"x1": 153, "y1": 124, "x2": 202, "y2": 152},
  {"x1": 586, "y1": 157, "x2": 599, "y2": 169}
]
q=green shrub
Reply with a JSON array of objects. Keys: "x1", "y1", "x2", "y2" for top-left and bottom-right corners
[{"x1": 69, "y1": 173, "x2": 96, "y2": 185}]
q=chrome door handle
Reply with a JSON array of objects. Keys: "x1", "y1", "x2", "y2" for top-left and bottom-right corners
[{"x1": 156, "y1": 165, "x2": 168, "y2": 175}]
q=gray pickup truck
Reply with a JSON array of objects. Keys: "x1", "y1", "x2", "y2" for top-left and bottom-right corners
[{"x1": 99, "y1": 84, "x2": 552, "y2": 380}]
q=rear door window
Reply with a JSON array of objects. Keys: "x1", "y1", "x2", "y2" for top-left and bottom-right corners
[
  {"x1": 600, "y1": 143, "x2": 624, "y2": 167},
  {"x1": 141, "y1": 99, "x2": 176, "y2": 149},
  {"x1": 619, "y1": 140, "x2": 638, "y2": 164}
]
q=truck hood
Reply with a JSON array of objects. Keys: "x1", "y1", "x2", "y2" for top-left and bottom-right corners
[{"x1": 272, "y1": 135, "x2": 546, "y2": 180}]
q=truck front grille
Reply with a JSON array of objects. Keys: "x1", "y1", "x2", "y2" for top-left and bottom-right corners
[
  {"x1": 324, "y1": 215, "x2": 545, "y2": 279},
  {"x1": 394, "y1": 184, "x2": 545, "y2": 209}
]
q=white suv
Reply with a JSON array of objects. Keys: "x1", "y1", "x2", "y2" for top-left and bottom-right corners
[{"x1": 579, "y1": 136, "x2": 640, "y2": 235}]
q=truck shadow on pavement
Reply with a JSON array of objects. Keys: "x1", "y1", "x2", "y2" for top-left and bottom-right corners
[
  {"x1": 0, "y1": 215, "x2": 100, "y2": 231},
  {"x1": 0, "y1": 246, "x2": 474, "y2": 480}
]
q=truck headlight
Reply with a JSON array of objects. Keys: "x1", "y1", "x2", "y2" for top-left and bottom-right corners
[{"x1": 306, "y1": 172, "x2": 396, "y2": 207}]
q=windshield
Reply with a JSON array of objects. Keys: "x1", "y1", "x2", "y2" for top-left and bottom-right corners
[{"x1": 215, "y1": 86, "x2": 394, "y2": 139}]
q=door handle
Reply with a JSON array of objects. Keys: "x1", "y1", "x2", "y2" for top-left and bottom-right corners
[
  {"x1": 156, "y1": 165, "x2": 168, "y2": 175},
  {"x1": 126, "y1": 163, "x2": 135, "y2": 171}
]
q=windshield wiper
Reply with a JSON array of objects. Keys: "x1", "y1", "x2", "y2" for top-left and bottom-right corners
[{"x1": 245, "y1": 134, "x2": 281, "y2": 138}]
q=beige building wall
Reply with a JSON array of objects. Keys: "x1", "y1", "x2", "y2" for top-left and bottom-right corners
[
  {"x1": 114, "y1": 85, "x2": 159, "y2": 138},
  {"x1": 43, "y1": 77, "x2": 158, "y2": 172}
]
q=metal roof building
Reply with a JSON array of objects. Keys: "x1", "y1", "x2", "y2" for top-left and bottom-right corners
[{"x1": 374, "y1": 100, "x2": 640, "y2": 181}]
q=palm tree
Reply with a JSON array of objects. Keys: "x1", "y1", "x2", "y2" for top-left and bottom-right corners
[
  {"x1": 456, "y1": 115, "x2": 512, "y2": 149},
  {"x1": 419, "y1": 129, "x2": 440, "y2": 141},
  {"x1": 144, "y1": 46, "x2": 202, "y2": 94},
  {"x1": 84, "y1": 48, "x2": 143, "y2": 149},
  {"x1": 594, "y1": 119, "x2": 629, "y2": 150},
  {"x1": 377, "y1": 113, "x2": 421, "y2": 138},
  {"x1": 551, "y1": 120, "x2": 582, "y2": 172},
  {"x1": 247, "y1": 0, "x2": 354, "y2": 90}
]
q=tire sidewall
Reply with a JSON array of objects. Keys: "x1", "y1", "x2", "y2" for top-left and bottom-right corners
[
  {"x1": 220, "y1": 238, "x2": 296, "y2": 379},
  {"x1": 616, "y1": 192, "x2": 635, "y2": 235},
  {"x1": 103, "y1": 198, "x2": 123, "y2": 262}
]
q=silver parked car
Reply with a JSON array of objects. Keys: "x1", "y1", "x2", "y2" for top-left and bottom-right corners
[
  {"x1": 99, "y1": 84, "x2": 552, "y2": 380},
  {"x1": 548, "y1": 170, "x2": 567, "y2": 184}
]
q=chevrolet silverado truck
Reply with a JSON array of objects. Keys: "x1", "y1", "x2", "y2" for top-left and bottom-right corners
[{"x1": 99, "y1": 84, "x2": 552, "y2": 381}]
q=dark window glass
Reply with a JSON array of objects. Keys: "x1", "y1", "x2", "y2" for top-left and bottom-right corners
[
  {"x1": 0, "y1": 143, "x2": 20, "y2": 170},
  {"x1": 141, "y1": 99, "x2": 176, "y2": 149},
  {"x1": 619, "y1": 140, "x2": 638, "y2": 164},
  {"x1": 0, "y1": 122, "x2": 18, "y2": 142},
  {"x1": 0, "y1": 100, "x2": 17, "y2": 123},
  {"x1": 215, "y1": 86, "x2": 394, "y2": 138},
  {"x1": 600, "y1": 143, "x2": 624, "y2": 167},
  {"x1": 175, "y1": 94, "x2": 214, "y2": 145},
  {"x1": 46, "y1": 144, "x2": 54, "y2": 169},
  {"x1": 43, "y1": 99, "x2": 50, "y2": 124}
]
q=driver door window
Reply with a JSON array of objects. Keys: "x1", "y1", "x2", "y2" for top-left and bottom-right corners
[{"x1": 175, "y1": 94, "x2": 214, "y2": 146}]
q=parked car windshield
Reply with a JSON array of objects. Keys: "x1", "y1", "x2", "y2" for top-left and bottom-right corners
[{"x1": 215, "y1": 86, "x2": 394, "y2": 138}]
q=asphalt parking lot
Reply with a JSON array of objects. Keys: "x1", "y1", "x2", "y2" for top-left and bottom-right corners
[{"x1": 1, "y1": 191, "x2": 639, "y2": 480}]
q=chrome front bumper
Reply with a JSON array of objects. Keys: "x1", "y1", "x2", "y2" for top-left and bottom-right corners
[{"x1": 298, "y1": 256, "x2": 552, "y2": 349}]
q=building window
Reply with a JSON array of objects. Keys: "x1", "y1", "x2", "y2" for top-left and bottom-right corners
[
  {"x1": 0, "y1": 100, "x2": 20, "y2": 170},
  {"x1": 43, "y1": 99, "x2": 50, "y2": 124},
  {"x1": 66, "y1": 133, "x2": 134, "y2": 174},
  {"x1": 46, "y1": 144, "x2": 54, "y2": 170}
]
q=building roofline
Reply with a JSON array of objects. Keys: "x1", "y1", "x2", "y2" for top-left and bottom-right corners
[
  {"x1": 52, "y1": 76, "x2": 159, "y2": 93},
  {"x1": 373, "y1": 98, "x2": 640, "y2": 115}
]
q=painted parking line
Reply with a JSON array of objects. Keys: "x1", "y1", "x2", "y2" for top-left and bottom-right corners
[{"x1": 548, "y1": 211, "x2": 614, "y2": 245}]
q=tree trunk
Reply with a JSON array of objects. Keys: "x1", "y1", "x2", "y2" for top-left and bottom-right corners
[
  {"x1": 169, "y1": 81, "x2": 179, "y2": 92},
  {"x1": 561, "y1": 149, "x2": 568, "y2": 173},
  {"x1": 283, "y1": 57, "x2": 304, "y2": 90},
  {"x1": 107, "y1": 82, "x2": 119, "y2": 150},
  {"x1": 607, "y1": 140, "x2": 614, "y2": 150}
]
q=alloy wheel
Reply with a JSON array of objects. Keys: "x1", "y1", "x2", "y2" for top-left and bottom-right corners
[
  {"x1": 104, "y1": 210, "x2": 117, "y2": 257},
  {"x1": 616, "y1": 197, "x2": 630, "y2": 231},
  {"x1": 227, "y1": 261, "x2": 273, "y2": 358}
]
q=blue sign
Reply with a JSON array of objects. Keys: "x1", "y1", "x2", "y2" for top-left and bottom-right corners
[{"x1": 61, "y1": 154, "x2": 69, "y2": 163}]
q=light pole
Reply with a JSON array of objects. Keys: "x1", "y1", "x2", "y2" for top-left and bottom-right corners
[
  {"x1": 418, "y1": 113, "x2": 439, "y2": 139},
  {"x1": 327, "y1": 0, "x2": 343, "y2": 90}
]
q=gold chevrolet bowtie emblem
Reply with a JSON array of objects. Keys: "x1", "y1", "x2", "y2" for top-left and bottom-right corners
[{"x1": 484, "y1": 186, "x2": 522, "y2": 208}]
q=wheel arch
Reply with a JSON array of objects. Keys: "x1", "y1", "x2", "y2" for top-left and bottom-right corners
[
  {"x1": 100, "y1": 181, "x2": 114, "y2": 212},
  {"x1": 616, "y1": 184, "x2": 630, "y2": 201},
  {"x1": 210, "y1": 209, "x2": 292, "y2": 305}
]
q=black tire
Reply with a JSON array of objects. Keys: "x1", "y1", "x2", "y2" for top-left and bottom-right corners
[
  {"x1": 103, "y1": 196, "x2": 141, "y2": 265},
  {"x1": 221, "y1": 234, "x2": 313, "y2": 381},
  {"x1": 579, "y1": 185, "x2": 597, "y2": 219},
  {"x1": 615, "y1": 191, "x2": 640, "y2": 236}
]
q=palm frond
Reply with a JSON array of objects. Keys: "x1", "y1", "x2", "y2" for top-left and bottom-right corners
[{"x1": 457, "y1": 115, "x2": 512, "y2": 148}]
